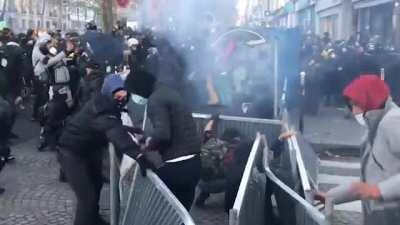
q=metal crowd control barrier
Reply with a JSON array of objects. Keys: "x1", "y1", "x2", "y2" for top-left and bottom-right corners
[
  {"x1": 281, "y1": 109, "x2": 319, "y2": 201},
  {"x1": 262, "y1": 135, "x2": 334, "y2": 225},
  {"x1": 229, "y1": 133, "x2": 266, "y2": 225},
  {"x1": 192, "y1": 113, "x2": 282, "y2": 141},
  {"x1": 109, "y1": 144, "x2": 196, "y2": 225},
  {"x1": 229, "y1": 134, "x2": 333, "y2": 225}
]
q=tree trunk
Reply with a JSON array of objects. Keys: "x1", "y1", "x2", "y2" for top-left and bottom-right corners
[
  {"x1": 102, "y1": 0, "x2": 114, "y2": 33},
  {"x1": 0, "y1": 0, "x2": 7, "y2": 21}
]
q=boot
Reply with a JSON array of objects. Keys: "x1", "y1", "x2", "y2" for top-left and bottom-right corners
[
  {"x1": 0, "y1": 187, "x2": 4, "y2": 195},
  {"x1": 59, "y1": 169, "x2": 67, "y2": 183}
]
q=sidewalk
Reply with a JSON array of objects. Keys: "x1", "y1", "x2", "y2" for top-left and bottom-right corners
[{"x1": 292, "y1": 107, "x2": 366, "y2": 155}]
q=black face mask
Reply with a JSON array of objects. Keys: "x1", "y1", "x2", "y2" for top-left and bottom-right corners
[{"x1": 39, "y1": 45, "x2": 49, "y2": 55}]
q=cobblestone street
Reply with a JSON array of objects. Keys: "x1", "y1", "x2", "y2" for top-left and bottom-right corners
[{"x1": 0, "y1": 139, "x2": 75, "y2": 225}]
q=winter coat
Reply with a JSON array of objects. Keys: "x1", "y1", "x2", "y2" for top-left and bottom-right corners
[
  {"x1": 1, "y1": 42, "x2": 29, "y2": 96},
  {"x1": 32, "y1": 34, "x2": 51, "y2": 77},
  {"x1": 58, "y1": 93, "x2": 140, "y2": 158},
  {"x1": 147, "y1": 83, "x2": 201, "y2": 161},
  {"x1": 328, "y1": 98, "x2": 400, "y2": 225}
]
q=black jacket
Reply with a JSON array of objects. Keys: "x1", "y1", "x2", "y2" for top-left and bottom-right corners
[
  {"x1": 59, "y1": 93, "x2": 140, "y2": 158},
  {"x1": 2, "y1": 42, "x2": 29, "y2": 95},
  {"x1": 79, "y1": 70, "x2": 104, "y2": 105},
  {"x1": 147, "y1": 83, "x2": 201, "y2": 161}
]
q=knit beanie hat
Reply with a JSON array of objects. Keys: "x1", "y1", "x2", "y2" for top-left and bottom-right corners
[
  {"x1": 125, "y1": 69, "x2": 156, "y2": 98},
  {"x1": 343, "y1": 75, "x2": 390, "y2": 112},
  {"x1": 101, "y1": 74, "x2": 125, "y2": 99}
]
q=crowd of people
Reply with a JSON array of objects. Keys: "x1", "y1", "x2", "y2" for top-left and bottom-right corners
[{"x1": 300, "y1": 32, "x2": 400, "y2": 115}]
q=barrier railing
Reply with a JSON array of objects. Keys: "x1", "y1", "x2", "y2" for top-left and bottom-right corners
[
  {"x1": 109, "y1": 144, "x2": 196, "y2": 225},
  {"x1": 229, "y1": 133, "x2": 333, "y2": 225},
  {"x1": 229, "y1": 133, "x2": 266, "y2": 225},
  {"x1": 262, "y1": 134, "x2": 333, "y2": 225},
  {"x1": 192, "y1": 113, "x2": 281, "y2": 141},
  {"x1": 281, "y1": 109, "x2": 319, "y2": 201}
]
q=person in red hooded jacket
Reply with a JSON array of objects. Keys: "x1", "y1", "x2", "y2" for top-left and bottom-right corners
[{"x1": 316, "y1": 75, "x2": 400, "y2": 225}]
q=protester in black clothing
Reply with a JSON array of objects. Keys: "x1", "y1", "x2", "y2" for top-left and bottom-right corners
[
  {"x1": 126, "y1": 69, "x2": 201, "y2": 210},
  {"x1": 0, "y1": 95, "x2": 16, "y2": 193},
  {"x1": 0, "y1": 32, "x2": 29, "y2": 108},
  {"x1": 58, "y1": 74, "x2": 148, "y2": 225},
  {"x1": 77, "y1": 59, "x2": 105, "y2": 106}
]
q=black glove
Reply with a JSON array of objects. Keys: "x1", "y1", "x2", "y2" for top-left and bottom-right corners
[{"x1": 135, "y1": 153, "x2": 156, "y2": 177}]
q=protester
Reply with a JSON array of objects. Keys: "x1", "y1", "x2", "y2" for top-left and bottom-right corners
[
  {"x1": 195, "y1": 114, "x2": 239, "y2": 208},
  {"x1": 58, "y1": 74, "x2": 147, "y2": 225},
  {"x1": 316, "y1": 75, "x2": 400, "y2": 225},
  {"x1": 126, "y1": 69, "x2": 201, "y2": 210},
  {"x1": 37, "y1": 36, "x2": 75, "y2": 152}
]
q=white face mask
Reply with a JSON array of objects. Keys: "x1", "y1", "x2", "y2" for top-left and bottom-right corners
[
  {"x1": 49, "y1": 47, "x2": 57, "y2": 55},
  {"x1": 131, "y1": 94, "x2": 148, "y2": 105},
  {"x1": 355, "y1": 114, "x2": 367, "y2": 127}
]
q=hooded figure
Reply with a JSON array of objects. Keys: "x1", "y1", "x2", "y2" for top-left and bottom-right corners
[
  {"x1": 125, "y1": 69, "x2": 201, "y2": 210},
  {"x1": 58, "y1": 74, "x2": 144, "y2": 225},
  {"x1": 322, "y1": 75, "x2": 400, "y2": 225}
]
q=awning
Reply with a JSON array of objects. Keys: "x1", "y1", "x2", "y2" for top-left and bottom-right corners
[{"x1": 353, "y1": 0, "x2": 393, "y2": 9}]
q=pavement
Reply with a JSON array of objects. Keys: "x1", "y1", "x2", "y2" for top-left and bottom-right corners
[{"x1": 292, "y1": 106, "x2": 366, "y2": 155}]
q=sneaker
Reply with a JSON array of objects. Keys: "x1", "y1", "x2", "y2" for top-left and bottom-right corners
[{"x1": 6, "y1": 155, "x2": 15, "y2": 162}]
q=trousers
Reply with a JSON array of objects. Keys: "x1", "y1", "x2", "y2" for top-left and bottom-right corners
[
  {"x1": 156, "y1": 155, "x2": 201, "y2": 210},
  {"x1": 58, "y1": 148, "x2": 103, "y2": 225}
]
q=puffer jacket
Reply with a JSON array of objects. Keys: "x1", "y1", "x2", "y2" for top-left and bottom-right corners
[
  {"x1": 147, "y1": 83, "x2": 201, "y2": 161},
  {"x1": 328, "y1": 98, "x2": 400, "y2": 225}
]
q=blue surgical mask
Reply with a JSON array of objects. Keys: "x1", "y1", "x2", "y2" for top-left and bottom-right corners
[{"x1": 131, "y1": 94, "x2": 148, "y2": 105}]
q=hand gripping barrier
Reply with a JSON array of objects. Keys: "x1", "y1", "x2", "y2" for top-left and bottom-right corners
[
  {"x1": 229, "y1": 133, "x2": 333, "y2": 225},
  {"x1": 109, "y1": 144, "x2": 196, "y2": 225}
]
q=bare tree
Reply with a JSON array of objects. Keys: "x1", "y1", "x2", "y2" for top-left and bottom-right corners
[
  {"x1": 100, "y1": 0, "x2": 114, "y2": 32},
  {"x1": 0, "y1": 0, "x2": 7, "y2": 21}
]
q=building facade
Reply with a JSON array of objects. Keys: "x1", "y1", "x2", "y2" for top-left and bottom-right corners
[
  {"x1": 0, "y1": 0, "x2": 101, "y2": 33},
  {"x1": 258, "y1": 0, "x2": 400, "y2": 46}
]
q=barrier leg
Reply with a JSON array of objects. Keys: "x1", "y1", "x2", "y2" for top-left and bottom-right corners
[{"x1": 109, "y1": 144, "x2": 121, "y2": 225}]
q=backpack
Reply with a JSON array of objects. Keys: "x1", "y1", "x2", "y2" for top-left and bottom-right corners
[
  {"x1": 50, "y1": 63, "x2": 70, "y2": 85},
  {"x1": 200, "y1": 137, "x2": 227, "y2": 181}
]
